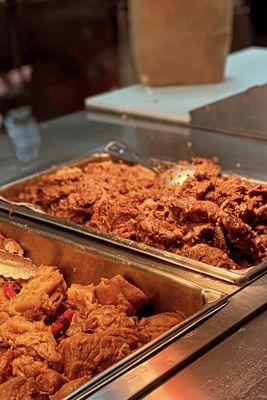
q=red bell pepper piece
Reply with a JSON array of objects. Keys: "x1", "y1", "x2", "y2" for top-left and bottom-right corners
[
  {"x1": 3, "y1": 281, "x2": 16, "y2": 299},
  {"x1": 51, "y1": 309, "x2": 74, "y2": 337}
]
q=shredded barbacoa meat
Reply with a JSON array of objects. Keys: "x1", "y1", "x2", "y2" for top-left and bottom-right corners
[
  {"x1": 9, "y1": 157, "x2": 266, "y2": 269},
  {"x1": 0, "y1": 234, "x2": 184, "y2": 399}
]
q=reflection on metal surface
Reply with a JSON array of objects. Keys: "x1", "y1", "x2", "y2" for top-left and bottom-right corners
[
  {"x1": 1, "y1": 111, "x2": 267, "y2": 185},
  {"x1": 146, "y1": 310, "x2": 267, "y2": 400},
  {"x1": 0, "y1": 153, "x2": 266, "y2": 284},
  {"x1": 104, "y1": 140, "x2": 159, "y2": 172},
  {"x1": 4, "y1": 106, "x2": 41, "y2": 162},
  {"x1": 0, "y1": 250, "x2": 36, "y2": 280},
  {"x1": 191, "y1": 84, "x2": 267, "y2": 140}
]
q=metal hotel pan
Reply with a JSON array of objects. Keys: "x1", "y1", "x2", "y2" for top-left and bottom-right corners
[
  {"x1": 0, "y1": 215, "x2": 226, "y2": 398},
  {"x1": 0, "y1": 153, "x2": 266, "y2": 285}
]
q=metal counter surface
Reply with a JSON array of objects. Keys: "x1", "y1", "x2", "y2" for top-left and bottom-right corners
[{"x1": 145, "y1": 308, "x2": 267, "y2": 400}]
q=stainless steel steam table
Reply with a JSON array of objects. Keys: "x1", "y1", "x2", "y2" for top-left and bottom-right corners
[{"x1": 0, "y1": 111, "x2": 266, "y2": 400}]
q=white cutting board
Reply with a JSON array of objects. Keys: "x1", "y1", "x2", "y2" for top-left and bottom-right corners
[{"x1": 85, "y1": 47, "x2": 267, "y2": 123}]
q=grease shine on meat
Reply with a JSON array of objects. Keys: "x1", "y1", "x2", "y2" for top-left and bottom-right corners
[
  {"x1": 9, "y1": 158, "x2": 267, "y2": 269},
  {"x1": 0, "y1": 234, "x2": 185, "y2": 400}
]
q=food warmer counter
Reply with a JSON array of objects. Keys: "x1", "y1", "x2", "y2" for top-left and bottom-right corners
[{"x1": 0, "y1": 111, "x2": 266, "y2": 399}]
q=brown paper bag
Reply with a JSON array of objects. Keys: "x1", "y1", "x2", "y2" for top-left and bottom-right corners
[{"x1": 129, "y1": 0, "x2": 233, "y2": 86}]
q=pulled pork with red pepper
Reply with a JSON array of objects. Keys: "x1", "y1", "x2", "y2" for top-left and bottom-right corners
[
  {"x1": 7, "y1": 158, "x2": 266, "y2": 269},
  {"x1": 0, "y1": 234, "x2": 185, "y2": 400}
]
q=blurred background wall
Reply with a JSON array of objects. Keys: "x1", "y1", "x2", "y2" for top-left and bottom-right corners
[{"x1": 0, "y1": 0, "x2": 266, "y2": 123}]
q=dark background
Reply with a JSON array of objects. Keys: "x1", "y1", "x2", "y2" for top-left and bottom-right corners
[{"x1": 0, "y1": 0, "x2": 266, "y2": 123}]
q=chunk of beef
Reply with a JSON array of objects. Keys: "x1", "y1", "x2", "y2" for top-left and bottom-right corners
[
  {"x1": 13, "y1": 331, "x2": 61, "y2": 366},
  {"x1": 95, "y1": 275, "x2": 149, "y2": 316},
  {"x1": 248, "y1": 184, "x2": 267, "y2": 198},
  {"x1": 68, "y1": 306, "x2": 140, "y2": 349},
  {"x1": 36, "y1": 368, "x2": 64, "y2": 395},
  {"x1": 257, "y1": 231, "x2": 267, "y2": 251},
  {"x1": 0, "y1": 316, "x2": 45, "y2": 344},
  {"x1": 182, "y1": 224, "x2": 215, "y2": 246},
  {"x1": 111, "y1": 218, "x2": 137, "y2": 240},
  {"x1": 83, "y1": 161, "x2": 157, "y2": 194},
  {"x1": 0, "y1": 311, "x2": 10, "y2": 324},
  {"x1": 65, "y1": 310, "x2": 85, "y2": 337},
  {"x1": 192, "y1": 157, "x2": 221, "y2": 179},
  {"x1": 0, "y1": 286, "x2": 9, "y2": 309},
  {"x1": 66, "y1": 284, "x2": 96, "y2": 315},
  {"x1": 0, "y1": 377, "x2": 44, "y2": 400},
  {"x1": 182, "y1": 179, "x2": 215, "y2": 200},
  {"x1": 15, "y1": 161, "x2": 158, "y2": 216},
  {"x1": 206, "y1": 176, "x2": 247, "y2": 205},
  {"x1": 135, "y1": 216, "x2": 182, "y2": 248},
  {"x1": 171, "y1": 198, "x2": 219, "y2": 224},
  {"x1": 219, "y1": 212, "x2": 260, "y2": 258},
  {"x1": 133, "y1": 197, "x2": 183, "y2": 248},
  {"x1": 0, "y1": 348, "x2": 13, "y2": 383},
  {"x1": 0, "y1": 316, "x2": 61, "y2": 366},
  {"x1": 0, "y1": 233, "x2": 24, "y2": 256},
  {"x1": 12, "y1": 356, "x2": 65, "y2": 394},
  {"x1": 214, "y1": 225, "x2": 228, "y2": 252},
  {"x1": 139, "y1": 312, "x2": 185, "y2": 344},
  {"x1": 180, "y1": 243, "x2": 238, "y2": 269},
  {"x1": 170, "y1": 196, "x2": 196, "y2": 223},
  {"x1": 255, "y1": 204, "x2": 267, "y2": 222},
  {"x1": 50, "y1": 375, "x2": 92, "y2": 400},
  {"x1": 58, "y1": 332, "x2": 131, "y2": 379},
  {"x1": 2, "y1": 266, "x2": 67, "y2": 320},
  {"x1": 89, "y1": 195, "x2": 140, "y2": 233},
  {"x1": 17, "y1": 167, "x2": 83, "y2": 209},
  {"x1": 186, "y1": 201, "x2": 219, "y2": 223}
]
